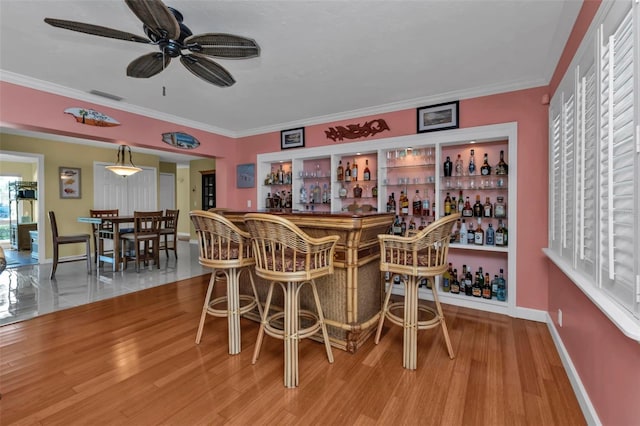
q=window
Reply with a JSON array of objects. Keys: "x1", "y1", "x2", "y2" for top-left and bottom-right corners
[{"x1": 547, "y1": 0, "x2": 639, "y2": 339}]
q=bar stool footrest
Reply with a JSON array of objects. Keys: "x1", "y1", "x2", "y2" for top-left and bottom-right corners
[
  {"x1": 206, "y1": 295, "x2": 259, "y2": 318},
  {"x1": 386, "y1": 301, "x2": 440, "y2": 330},
  {"x1": 264, "y1": 310, "x2": 322, "y2": 341}
]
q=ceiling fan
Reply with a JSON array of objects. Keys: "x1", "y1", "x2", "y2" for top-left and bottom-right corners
[{"x1": 44, "y1": 0, "x2": 260, "y2": 87}]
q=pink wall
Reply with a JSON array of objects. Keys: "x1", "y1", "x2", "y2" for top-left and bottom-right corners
[{"x1": 544, "y1": 1, "x2": 640, "y2": 424}]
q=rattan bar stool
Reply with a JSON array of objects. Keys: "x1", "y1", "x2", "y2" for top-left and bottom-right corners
[
  {"x1": 375, "y1": 213, "x2": 460, "y2": 370},
  {"x1": 190, "y1": 210, "x2": 262, "y2": 355},
  {"x1": 244, "y1": 213, "x2": 338, "y2": 388}
]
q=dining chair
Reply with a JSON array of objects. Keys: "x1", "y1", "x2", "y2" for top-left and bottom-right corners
[
  {"x1": 190, "y1": 210, "x2": 262, "y2": 354},
  {"x1": 48, "y1": 211, "x2": 92, "y2": 279},
  {"x1": 120, "y1": 211, "x2": 162, "y2": 272},
  {"x1": 89, "y1": 209, "x2": 119, "y2": 267},
  {"x1": 375, "y1": 213, "x2": 460, "y2": 370},
  {"x1": 160, "y1": 209, "x2": 179, "y2": 259},
  {"x1": 244, "y1": 213, "x2": 338, "y2": 388}
]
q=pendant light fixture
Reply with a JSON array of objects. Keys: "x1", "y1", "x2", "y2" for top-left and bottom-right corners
[{"x1": 105, "y1": 145, "x2": 142, "y2": 177}]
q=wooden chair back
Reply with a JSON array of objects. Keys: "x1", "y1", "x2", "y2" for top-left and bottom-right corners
[
  {"x1": 379, "y1": 213, "x2": 460, "y2": 278},
  {"x1": 133, "y1": 211, "x2": 163, "y2": 235},
  {"x1": 190, "y1": 210, "x2": 254, "y2": 269},
  {"x1": 243, "y1": 213, "x2": 339, "y2": 282}
]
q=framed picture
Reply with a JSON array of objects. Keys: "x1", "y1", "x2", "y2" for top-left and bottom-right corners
[
  {"x1": 417, "y1": 101, "x2": 459, "y2": 133},
  {"x1": 281, "y1": 127, "x2": 305, "y2": 149},
  {"x1": 59, "y1": 167, "x2": 81, "y2": 199},
  {"x1": 236, "y1": 163, "x2": 255, "y2": 188}
]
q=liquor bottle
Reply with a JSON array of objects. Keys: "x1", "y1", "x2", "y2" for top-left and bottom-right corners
[
  {"x1": 422, "y1": 192, "x2": 431, "y2": 217},
  {"x1": 337, "y1": 160, "x2": 344, "y2": 181},
  {"x1": 480, "y1": 153, "x2": 491, "y2": 176},
  {"x1": 485, "y1": 222, "x2": 495, "y2": 245},
  {"x1": 473, "y1": 195, "x2": 483, "y2": 217},
  {"x1": 285, "y1": 191, "x2": 293, "y2": 208},
  {"x1": 353, "y1": 184, "x2": 362, "y2": 198},
  {"x1": 278, "y1": 165, "x2": 284, "y2": 184},
  {"x1": 413, "y1": 190, "x2": 422, "y2": 216},
  {"x1": 390, "y1": 192, "x2": 397, "y2": 213},
  {"x1": 451, "y1": 196, "x2": 457, "y2": 214},
  {"x1": 372, "y1": 185, "x2": 378, "y2": 198},
  {"x1": 464, "y1": 267, "x2": 473, "y2": 296},
  {"x1": 452, "y1": 219, "x2": 460, "y2": 243},
  {"x1": 491, "y1": 275, "x2": 499, "y2": 298},
  {"x1": 344, "y1": 162, "x2": 351, "y2": 182},
  {"x1": 442, "y1": 263, "x2": 453, "y2": 292},
  {"x1": 468, "y1": 149, "x2": 476, "y2": 175},
  {"x1": 474, "y1": 218, "x2": 484, "y2": 245},
  {"x1": 443, "y1": 156, "x2": 453, "y2": 177},
  {"x1": 497, "y1": 269, "x2": 507, "y2": 301},
  {"x1": 339, "y1": 183, "x2": 348, "y2": 198},
  {"x1": 352, "y1": 158, "x2": 358, "y2": 181},
  {"x1": 455, "y1": 154, "x2": 464, "y2": 176},
  {"x1": 408, "y1": 216, "x2": 416, "y2": 232},
  {"x1": 483, "y1": 196, "x2": 493, "y2": 217},
  {"x1": 472, "y1": 272, "x2": 482, "y2": 297},
  {"x1": 495, "y1": 219, "x2": 507, "y2": 246},
  {"x1": 418, "y1": 216, "x2": 427, "y2": 230},
  {"x1": 322, "y1": 184, "x2": 329, "y2": 203},
  {"x1": 386, "y1": 195, "x2": 393, "y2": 213},
  {"x1": 467, "y1": 221, "x2": 475, "y2": 244},
  {"x1": 444, "y1": 192, "x2": 452, "y2": 216},
  {"x1": 494, "y1": 196, "x2": 506, "y2": 218},
  {"x1": 400, "y1": 216, "x2": 407, "y2": 236},
  {"x1": 392, "y1": 215, "x2": 402, "y2": 235},
  {"x1": 458, "y1": 191, "x2": 464, "y2": 213},
  {"x1": 363, "y1": 159, "x2": 371, "y2": 181},
  {"x1": 450, "y1": 269, "x2": 460, "y2": 294},
  {"x1": 462, "y1": 196, "x2": 473, "y2": 217},
  {"x1": 400, "y1": 191, "x2": 409, "y2": 216},
  {"x1": 482, "y1": 273, "x2": 492, "y2": 299},
  {"x1": 496, "y1": 150, "x2": 509, "y2": 175},
  {"x1": 300, "y1": 185, "x2": 307, "y2": 203},
  {"x1": 459, "y1": 219, "x2": 467, "y2": 245},
  {"x1": 460, "y1": 265, "x2": 467, "y2": 294}
]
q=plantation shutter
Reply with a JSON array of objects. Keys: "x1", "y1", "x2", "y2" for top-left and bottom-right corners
[
  {"x1": 562, "y1": 92, "x2": 576, "y2": 257},
  {"x1": 598, "y1": 7, "x2": 638, "y2": 313},
  {"x1": 549, "y1": 104, "x2": 563, "y2": 252}
]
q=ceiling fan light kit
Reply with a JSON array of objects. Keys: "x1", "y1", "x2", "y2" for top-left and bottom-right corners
[{"x1": 44, "y1": 0, "x2": 260, "y2": 87}]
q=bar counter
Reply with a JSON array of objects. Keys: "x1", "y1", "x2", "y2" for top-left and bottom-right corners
[{"x1": 222, "y1": 210, "x2": 394, "y2": 352}]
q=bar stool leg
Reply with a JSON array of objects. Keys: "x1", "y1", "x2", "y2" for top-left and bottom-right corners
[
  {"x1": 431, "y1": 284, "x2": 455, "y2": 359},
  {"x1": 196, "y1": 269, "x2": 218, "y2": 344},
  {"x1": 284, "y1": 281, "x2": 299, "y2": 388},
  {"x1": 375, "y1": 275, "x2": 395, "y2": 344},
  {"x1": 252, "y1": 281, "x2": 275, "y2": 364},
  {"x1": 404, "y1": 276, "x2": 419, "y2": 370},
  {"x1": 310, "y1": 280, "x2": 334, "y2": 363},
  {"x1": 227, "y1": 267, "x2": 241, "y2": 355}
]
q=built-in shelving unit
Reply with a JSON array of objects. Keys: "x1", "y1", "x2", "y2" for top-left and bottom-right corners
[{"x1": 255, "y1": 122, "x2": 517, "y2": 316}]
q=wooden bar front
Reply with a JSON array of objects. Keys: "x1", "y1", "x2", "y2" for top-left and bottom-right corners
[{"x1": 223, "y1": 210, "x2": 394, "y2": 353}]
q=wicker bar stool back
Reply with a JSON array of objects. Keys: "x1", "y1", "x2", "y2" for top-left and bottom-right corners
[
  {"x1": 244, "y1": 213, "x2": 338, "y2": 388},
  {"x1": 375, "y1": 213, "x2": 460, "y2": 370},
  {"x1": 190, "y1": 210, "x2": 262, "y2": 355}
]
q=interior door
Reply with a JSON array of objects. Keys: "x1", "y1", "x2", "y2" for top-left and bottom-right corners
[
  {"x1": 159, "y1": 173, "x2": 176, "y2": 211},
  {"x1": 94, "y1": 163, "x2": 157, "y2": 214}
]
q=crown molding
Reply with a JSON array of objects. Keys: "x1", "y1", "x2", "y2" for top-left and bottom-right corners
[
  {"x1": 2, "y1": 70, "x2": 546, "y2": 140},
  {"x1": 234, "y1": 77, "x2": 546, "y2": 138},
  {"x1": 0, "y1": 70, "x2": 235, "y2": 138}
]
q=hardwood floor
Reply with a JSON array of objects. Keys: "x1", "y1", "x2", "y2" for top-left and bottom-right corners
[{"x1": 0, "y1": 274, "x2": 585, "y2": 425}]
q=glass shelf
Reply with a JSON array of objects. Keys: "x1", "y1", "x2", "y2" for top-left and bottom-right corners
[
  {"x1": 440, "y1": 175, "x2": 508, "y2": 191},
  {"x1": 382, "y1": 163, "x2": 436, "y2": 170},
  {"x1": 448, "y1": 243, "x2": 508, "y2": 253}
]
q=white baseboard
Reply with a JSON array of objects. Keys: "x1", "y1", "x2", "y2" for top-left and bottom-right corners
[
  {"x1": 515, "y1": 306, "x2": 548, "y2": 322},
  {"x1": 546, "y1": 314, "x2": 601, "y2": 426}
]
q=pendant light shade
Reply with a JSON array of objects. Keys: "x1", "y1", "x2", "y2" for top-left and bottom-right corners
[{"x1": 106, "y1": 145, "x2": 142, "y2": 177}]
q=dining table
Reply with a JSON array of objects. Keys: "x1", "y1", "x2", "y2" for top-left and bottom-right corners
[{"x1": 77, "y1": 215, "x2": 135, "y2": 272}]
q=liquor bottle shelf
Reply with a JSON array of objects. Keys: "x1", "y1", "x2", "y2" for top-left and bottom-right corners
[{"x1": 449, "y1": 242, "x2": 508, "y2": 253}]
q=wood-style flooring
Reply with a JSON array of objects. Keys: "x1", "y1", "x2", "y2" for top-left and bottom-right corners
[{"x1": 0, "y1": 274, "x2": 585, "y2": 425}]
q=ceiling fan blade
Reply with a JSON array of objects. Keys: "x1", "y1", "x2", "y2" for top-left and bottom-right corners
[
  {"x1": 180, "y1": 54, "x2": 235, "y2": 87},
  {"x1": 44, "y1": 18, "x2": 150, "y2": 43},
  {"x1": 185, "y1": 33, "x2": 260, "y2": 59},
  {"x1": 125, "y1": 0, "x2": 179, "y2": 40},
  {"x1": 127, "y1": 52, "x2": 171, "y2": 78}
]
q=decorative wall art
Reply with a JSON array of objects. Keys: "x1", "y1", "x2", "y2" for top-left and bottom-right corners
[
  {"x1": 236, "y1": 163, "x2": 256, "y2": 188},
  {"x1": 63, "y1": 107, "x2": 120, "y2": 127},
  {"x1": 59, "y1": 167, "x2": 81, "y2": 199},
  {"x1": 281, "y1": 127, "x2": 305, "y2": 149},
  {"x1": 417, "y1": 101, "x2": 459, "y2": 133},
  {"x1": 161, "y1": 132, "x2": 201, "y2": 149},
  {"x1": 325, "y1": 118, "x2": 390, "y2": 141}
]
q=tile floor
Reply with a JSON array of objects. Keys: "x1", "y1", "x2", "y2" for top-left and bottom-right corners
[{"x1": 0, "y1": 240, "x2": 208, "y2": 326}]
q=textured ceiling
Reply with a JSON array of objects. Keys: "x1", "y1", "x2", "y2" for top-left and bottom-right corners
[{"x1": 1, "y1": 0, "x2": 581, "y2": 139}]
